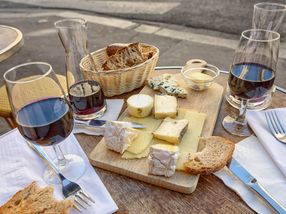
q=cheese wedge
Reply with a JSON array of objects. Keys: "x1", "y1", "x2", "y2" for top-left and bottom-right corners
[
  {"x1": 127, "y1": 94, "x2": 153, "y2": 118},
  {"x1": 148, "y1": 144, "x2": 179, "y2": 177},
  {"x1": 122, "y1": 146, "x2": 150, "y2": 159},
  {"x1": 126, "y1": 132, "x2": 153, "y2": 154},
  {"x1": 104, "y1": 121, "x2": 138, "y2": 154},
  {"x1": 154, "y1": 94, "x2": 177, "y2": 119},
  {"x1": 153, "y1": 118, "x2": 189, "y2": 144}
]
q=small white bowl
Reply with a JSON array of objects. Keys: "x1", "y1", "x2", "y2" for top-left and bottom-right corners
[{"x1": 181, "y1": 64, "x2": 220, "y2": 91}]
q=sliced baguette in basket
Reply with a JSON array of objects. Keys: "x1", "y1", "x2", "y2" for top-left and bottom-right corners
[
  {"x1": 184, "y1": 136, "x2": 235, "y2": 175},
  {"x1": 0, "y1": 181, "x2": 73, "y2": 214}
]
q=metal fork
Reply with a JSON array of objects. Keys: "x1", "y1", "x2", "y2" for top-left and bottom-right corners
[
  {"x1": 265, "y1": 111, "x2": 286, "y2": 144},
  {"x1": 26, "y1": 141, "x2": 95, "y2": 212}
]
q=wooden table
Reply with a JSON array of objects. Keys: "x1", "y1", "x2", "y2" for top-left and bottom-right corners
[
  {"x1": 0, "y1": 25, "x2": 23, "y2": 62},
  {"x1": 76, "y1": 69, "x2": 285, "y2": 213}
]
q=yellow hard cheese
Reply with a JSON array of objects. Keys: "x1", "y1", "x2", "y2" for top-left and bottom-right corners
[
  {"x1": 175, "y1": 109, "x2": 206, "y2": 171},
  {"x1": 121, "y1": 116, "x2": 161, "y2": 159}
]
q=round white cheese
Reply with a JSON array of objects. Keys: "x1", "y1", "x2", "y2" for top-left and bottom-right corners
[{"x1": 127, "y1": 94, "x2": 154, "y2": 118}]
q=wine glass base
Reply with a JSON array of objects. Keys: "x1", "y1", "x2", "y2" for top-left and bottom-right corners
[
  {"x1": 222, "y1": 115, "x2": 251, "y2": 137},
  {"x1": 74, "y1": 104, "x2": 107, "y2": 120},
  {"x1": 43, "y1": 154, "x2": 86, "y2": 184}
]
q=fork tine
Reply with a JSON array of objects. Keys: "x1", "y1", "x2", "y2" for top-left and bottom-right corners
[
  {"x1": 80, "y1": 190, "x2": 95, "y2": 203},
  {"x1": 75, "y1": 197, "x2": 87, "y2": 209},
  {"x1": 273, "y1": 111, "x2": 286, "y2": 133},
  {"x1": 265, "y1": 112, "x2": 278, "y2": 134},
  {"x1": 73, "y1": 203, "x2": 82, "y2": 213},
  {"x1": 76, "y1": 193, "x2": 90, "y2": 206},
  {"x1": 269, "y1": 111, "x2": 283, "y2": 133}
]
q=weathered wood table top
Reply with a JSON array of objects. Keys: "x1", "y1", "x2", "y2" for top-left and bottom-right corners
[
  {"x1": 76, "y1": 69, "x2": 285, "y2": 213},
  {"x1": 0, "y1": 25, "x2": 23, "y2": 62}
]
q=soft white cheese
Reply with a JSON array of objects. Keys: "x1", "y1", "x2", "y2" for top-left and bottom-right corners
[
  {"x1": 104, "y1": 121, "x2": 138, "y2": 154},
  {"x1": 148, "y1": 144, "x2": 179, "y2": 177},
  {"x1": 127, "y1": 94, "x2": 153, "y2": 118}
]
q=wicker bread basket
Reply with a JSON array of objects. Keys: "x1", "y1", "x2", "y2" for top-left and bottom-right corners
[{"x1": 79, "y1": 43, "x2": 159, "y2": 97}]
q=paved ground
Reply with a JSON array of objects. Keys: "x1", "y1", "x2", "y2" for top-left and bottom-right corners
[{"x1": 1, "y1": 5, "x2": 286, "y2": 134}]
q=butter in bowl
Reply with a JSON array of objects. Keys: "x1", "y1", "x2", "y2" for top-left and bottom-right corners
[{"x1": 181, "y1": 62, "x2": 220, "y2": 91}]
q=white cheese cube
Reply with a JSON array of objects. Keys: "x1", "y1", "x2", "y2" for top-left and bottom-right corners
[
  {"x1": 154, "y1": 94, "x2": 177, "y2": 119},
  {"x1": 127, "y1": 94, "x2": 153, "y2": 118},
  {"x1": 104, "y1": 121, "x2": 138, "y2": 154},
  {"x1": 148, "y1": 144, "x2": 179, "y2": 177},
  {"x1": 153, "y1": 118, "x2": 188, "y2": 144}
]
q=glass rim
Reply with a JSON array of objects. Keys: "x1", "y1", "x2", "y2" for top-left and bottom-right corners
[
  {"x1": 3, "y1": 62, "x2": 53, "y2": 84},
  {"x1": 241, "y1": 29, "x2": 280, "y2": 42},
  {"x1": 181, "y1": 64, "x2": 220, "y2": 83},
  {"x1": 254, "y1": 2, "x2": 286, "y2": 12},
  {"x1": 54, "y1": 18, "x2": 87, "y2": 28}
]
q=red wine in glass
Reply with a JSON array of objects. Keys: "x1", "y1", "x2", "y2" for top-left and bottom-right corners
[
  {"x1": 228, "y1": 62, "x2": 275, "y2": 100},
  {"x1": 69, "y1": 80, "x2": 105, "y2": 117},
  {"x1": 16, "y1": 97, "x2": 74, "y2": 146}
]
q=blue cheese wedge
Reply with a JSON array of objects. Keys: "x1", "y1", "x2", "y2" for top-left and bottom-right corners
[
  {"x1": 153, "y1": 117, "x2": 189, "y2": 144},
  {"x1": 147, "y1": 74, "x2": 187, "y2": 98},
  {"x1": 154, "y1": 94, "x2": 177, "y2": 119},
  {"x1": 104, "y1": 121, "x2": 138, "y2": 154},
  {"x1": 148, "y1": 144, "x2": 179, "y2": 177}
]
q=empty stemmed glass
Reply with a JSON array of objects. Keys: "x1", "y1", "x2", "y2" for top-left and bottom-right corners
[
  {"x1": 223, "y1": 29, "x2": 280, "y2": 136},
  {"x1": 4, "y1": 62, "x2": 86, "y2": 183},
  {"x1": 253, "y1": 2, "x2": 286, "y2": 32}
]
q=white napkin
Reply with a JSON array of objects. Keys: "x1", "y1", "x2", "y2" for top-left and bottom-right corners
[
  {"x1": 0, "y1": 129, "x2": 118, "y2": 214},
  {"x1": 215, "y1": 135, "x2": 286, "y2": 214},
  {"x1": 73, "y1": 99, "x2": 124, "y2": 135},
  {"x1": 246, "y1": 108, "x2": 286, "y2": 177}
]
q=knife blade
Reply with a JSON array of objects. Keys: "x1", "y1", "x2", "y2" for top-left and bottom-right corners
[
  {"x1": 228, "y1": 158, "x2": 286, "y2": 214},
  {"x1": 74, "y1": 119, "x2": 145, "y2": 129}
]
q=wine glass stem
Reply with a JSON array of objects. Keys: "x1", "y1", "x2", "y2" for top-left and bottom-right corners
[
  {"x1": 53, "y1": 144, "x2": 67, "y2": 166},
  {"x1": 236, "y1": 99, "x2": 249, "y2": 125}
]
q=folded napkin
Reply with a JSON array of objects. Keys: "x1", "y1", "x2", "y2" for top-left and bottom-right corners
[
  {"x1": 0, "y1": 129, "x2": 118, "y2": 214},
  {"x1": 246, "y1": 108, "x2": 286, "y2": 177},
  {"x1": 73, "y1": 99, "x2": 124, "y2": 135},
  {"x1": 215, "y1": 135, "x2": 286, "y2": 214}
]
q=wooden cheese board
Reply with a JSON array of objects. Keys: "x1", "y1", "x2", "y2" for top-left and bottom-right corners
[{"x1": 89, "y1": 71, "x2": 224, "y2": 194}]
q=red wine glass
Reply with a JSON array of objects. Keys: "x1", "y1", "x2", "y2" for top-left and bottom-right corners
[
  {"x1": 4, "y1": 62, "x2": 86, "y2": 183},
  {"x1": 223, "y1": 29, "x2": 280, "y2": 136}
]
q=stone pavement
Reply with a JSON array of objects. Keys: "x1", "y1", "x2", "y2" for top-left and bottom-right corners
[{"x1": 1, "y1": 7, "x2": 286, "y2": 134}]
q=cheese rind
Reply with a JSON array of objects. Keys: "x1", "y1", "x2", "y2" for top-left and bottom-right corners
[
  {"x1": 154, "y1": 95, "x2": 177, "y2": 119},
  {"x1": 153, "y1": 118, "x2": 189, "y2": 144},
  {"x1": 148, "y1": 144, "x2": 179, "y2": 177},
  {"x1": 104, "y1": 121, "x2": 138, "y2": 154},
  {"x1": 127, "y1": 94, "x2": 153, "y2": 118}
]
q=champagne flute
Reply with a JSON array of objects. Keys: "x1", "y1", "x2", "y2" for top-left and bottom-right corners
[
  {"x1": 223, "y1": 29, "x2": 280, "y2": 136},
  {"x1": 4, "y1": 62, "x2": 86, "y2": 183}
]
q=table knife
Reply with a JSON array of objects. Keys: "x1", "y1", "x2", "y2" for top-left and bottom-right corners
[
  {"x1": 228, "y1": 158, "x2": 286, "y2": 214},
  {"x1": 74, "y1": 119, "x2": 145, "y2": 129}
]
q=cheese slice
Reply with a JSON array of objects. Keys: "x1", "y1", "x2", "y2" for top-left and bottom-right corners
[
  {"x1": 154, "y1": 94, "x2": 177, "y2": 119},
  {"x1": 127, "y1": 94, "x2": 153, "y2": 118},
  {"x1": 126, "y1": 132, "x2": 153, "y2": 154},
  {"x1": 153, "y1": 118, "x2": 189, "y2": 144},
  {"x1": 122, "y1": 146, "x2": 150, "y2": 159},
  {"x1": 176, "y1": 109, "x2": 206, "y2": 171},
  {"x1": 121, "y1": 116, "x2": 161, "y2": 159}
]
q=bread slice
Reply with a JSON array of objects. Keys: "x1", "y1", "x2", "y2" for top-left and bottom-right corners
[
  {"x1": 0, "y1": 181, "x2": 73, "y2": 214},
  {"x1": 184, "y1": 136, "x2": 235, "y2": 175},
  {"x1": 102, "y1": 43, "x2": 145, "y2": 70}
]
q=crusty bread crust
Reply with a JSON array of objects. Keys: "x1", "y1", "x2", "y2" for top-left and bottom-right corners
[
  {"x1": 184, "y1": 136, "x2": 235, "y2": 175},
  {"x1": 0, "y1": 181, "x2": 73, "y2": 214},
  {"x1": 102, "y1": 43, "x2": 154, "y2": 71}
]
